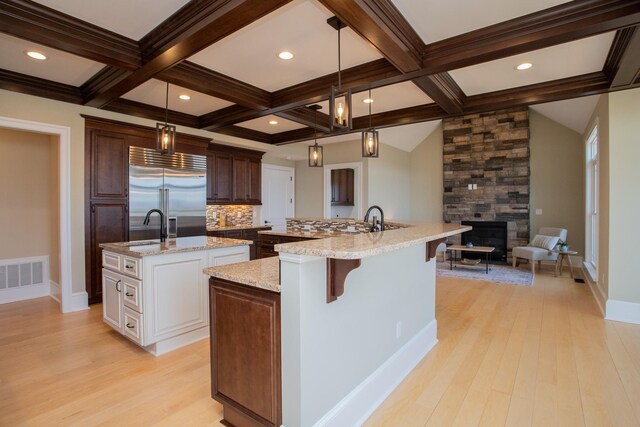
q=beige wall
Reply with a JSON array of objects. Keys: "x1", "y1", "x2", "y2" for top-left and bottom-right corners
[
  {"x1": 0, "y1": 89, "x2": 286, "y2": 294},
  {"x1": 49, "y1": 135, "x2": 60, "y2": 283},
  {"x1": 530, "y1": 110, "x2": 585, "y2": 254},
  {"x1": 409, "y1": 124, "x2": 443, "y2": 222},
  {"x1": 368, "y1": 142, "x2": 411, "y2": 221},
  {"x1": 0, "y1": 128, "x2": 59, "y2": 282},
  {"x1": 608, "y1": 87, "x2": 640, "y2": 305},
  {"x1": 262, "y1": 155, "x2": 295, "y2": 168}
]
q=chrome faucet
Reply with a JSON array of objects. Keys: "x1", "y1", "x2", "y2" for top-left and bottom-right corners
[
  {"x1": 364, "y1": 205, "x2": 385, "y2": 232},
  {"x1": 143, "y1": 209, "x2": 166, "y2": 242}
]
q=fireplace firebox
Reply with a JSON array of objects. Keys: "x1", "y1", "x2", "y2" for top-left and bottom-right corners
[{"x1": 461, "y1": 221, "x2": 508, "y2": 262}]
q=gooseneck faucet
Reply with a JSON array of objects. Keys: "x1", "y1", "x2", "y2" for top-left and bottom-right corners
[
  {"x1": 143, "y1": 209, "x2": 166, "y2": 242},
  {"x1": 364, "y1": 205, "x2": 385, "y2": 232}
]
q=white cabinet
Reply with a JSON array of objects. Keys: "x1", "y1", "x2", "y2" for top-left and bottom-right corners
[{"x1": 102, "y1": 244, "x2": 249, "y2": 355}]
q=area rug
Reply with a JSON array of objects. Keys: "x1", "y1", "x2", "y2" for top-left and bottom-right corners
[{"x1": 436, "y1": 261, "x2": 534, "y2": 286}]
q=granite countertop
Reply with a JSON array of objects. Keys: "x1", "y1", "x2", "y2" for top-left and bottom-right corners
[
  {"x1": 100, "y1": 235, "x2": 252, "y2": 258},
  {"x1": 207, "y1": 225, "x2": 272, "y2": 232},
  {"x1": 274, "y1": 222, "x2": 471, "y2": 259},
  {"x1": 204, "y1": 257, "x2": 280, "y2": 293}
]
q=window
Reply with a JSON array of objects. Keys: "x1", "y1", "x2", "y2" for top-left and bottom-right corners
[{"x1": 585, "y1": 121, "x2": 599, "y2": 276}]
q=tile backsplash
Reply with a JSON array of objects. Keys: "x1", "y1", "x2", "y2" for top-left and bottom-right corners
[
  {"x1": 286, "y1": 218, "x2": 402, "y2": 233},
  {"x1": 206, "y1": 205, "x2": 254, "y2": 228}
]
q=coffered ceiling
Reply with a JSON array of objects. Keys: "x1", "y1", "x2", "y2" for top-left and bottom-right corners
[{"x1": 1, "y1": 0, "x2": 639, "y2": 152}]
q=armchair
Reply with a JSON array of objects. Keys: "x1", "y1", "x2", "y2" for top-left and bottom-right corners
[{"x1": 512, "y1": 227, "x2": 567, "y2": 274}]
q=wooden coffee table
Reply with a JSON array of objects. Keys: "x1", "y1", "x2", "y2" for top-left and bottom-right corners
[{"x1": 446, "y1": 245, "x2": 496, "y2": 274}]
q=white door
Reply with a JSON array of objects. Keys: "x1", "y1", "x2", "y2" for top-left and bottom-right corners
[{"x1": 262, "y1": 165, "x2": 294, "y2": 231}]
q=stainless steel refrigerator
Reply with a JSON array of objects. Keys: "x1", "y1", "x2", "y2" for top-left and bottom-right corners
[{"x1": 129, "y1": 146, "x2": 207, "y2": 241}]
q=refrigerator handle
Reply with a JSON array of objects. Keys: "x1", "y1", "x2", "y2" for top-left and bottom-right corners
[{"x1": 164, "y1": 188, "x2": 170, "y2": 235}]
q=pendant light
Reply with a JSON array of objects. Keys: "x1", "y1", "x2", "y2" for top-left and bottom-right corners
[
  {"x1": 156, "y1": 82, "x2": 176, "y2": 155},
  {"x1": 361, "y1": 88, "x2": 379, "y2": 158},
  {"x1": 308, "y1": 105, "x2": 323, "y2": 167},
  {"x1": 327, "y1": 17, "x2": 352, "y2": 132}
]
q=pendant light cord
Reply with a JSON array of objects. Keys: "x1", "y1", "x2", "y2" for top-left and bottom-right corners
[
  {"x1": 314, "y1": 107, "x2": 318, "y2": 144},
  {"x1": 368, "y1": 88, "x2": 372, "y2": 129},
  {"x1": 337, "y1": 26, "x2": 342, "y2": 89},
  {"x1": 164, "y1": 82, "x2": 169, "y2": 125}
]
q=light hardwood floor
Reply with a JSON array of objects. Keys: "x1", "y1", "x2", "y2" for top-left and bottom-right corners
[{"x1": 1, "y1": 271, "x2": 639, "y2": 426}]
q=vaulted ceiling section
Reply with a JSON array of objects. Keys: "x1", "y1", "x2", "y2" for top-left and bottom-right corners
[{"x1": 1, "y1": 0, "x2": 639, "y2": 145}]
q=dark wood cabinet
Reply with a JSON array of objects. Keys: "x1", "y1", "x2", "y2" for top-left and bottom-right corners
[
  {"x1": 257, "y1": 234, "x2": 315, "y2": 259},
  {"x1": 208, "y1": 227, "x2": 271, "y2": 260},
  {"x1": 207, "y1": 147, "x2": 264, "y2": 205},
  {"x1": 86, "y1": 201, "x2": 128, "y2": 304},
  {"x1": 210, "y1": 278, "x2": 281, "y2": 427},
  {"x1": 89, "y1": 131, "x2": 128, "y2": 199},
  {"x1": 331, "y1": 168, "x2": 354, "y2": 206}
]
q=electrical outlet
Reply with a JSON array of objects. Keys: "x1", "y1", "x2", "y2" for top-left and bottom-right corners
[
  {"x1": 472, "y1": 183, "x2": 478, "y2": 190},
  {"x1": 396, "y1": 321, "x2": 402, "y2": 339},
  {"x1": 303, "y1": 225, "x2": 311, "y2": 231},
  {"x1": 467, "y1": 184, "x2": 473, "y2": 190},
  {"x1": 212, "y1": 212, "x2": 217, "y2": 219},
  {"x1": 347, "y1": 226, "x2": 356, "y2": 232},
  {"x1": 535, "y1": 209, "x2": 543, "y2": 215},
  {"x1": 236, "y1": 212, "x2": 242, "y2": 218}
]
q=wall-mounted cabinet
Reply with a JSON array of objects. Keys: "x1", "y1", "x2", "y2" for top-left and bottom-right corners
[
  {"x1": 207, "y1": 147, "x2": 264, "y2": 205},
  {"x1": 331, "y1": 168, "x2": 354, "y2": 206}
]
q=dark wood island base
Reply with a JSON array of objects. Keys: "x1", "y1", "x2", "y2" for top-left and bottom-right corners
[{"x1": 209, "y1": 278, "x2": 282, "y2": 427}]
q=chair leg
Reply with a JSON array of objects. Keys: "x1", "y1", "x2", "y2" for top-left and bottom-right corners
[
  {"x1": 512, "y1": 256, "x2": 517, "y2": 268},
  {"x1": 531, "y1": 260, "x2": 536, "y2": 274}
]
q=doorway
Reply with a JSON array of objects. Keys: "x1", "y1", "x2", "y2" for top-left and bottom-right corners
[
  {"x1": 0, "y1": 116, "x2": 77, "y2": 313},
  {"x1": 262, "y1": 164, "x2": 294, "y2": 231}
]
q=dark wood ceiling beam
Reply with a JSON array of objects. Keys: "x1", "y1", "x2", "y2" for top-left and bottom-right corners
[
  {"x1": 463, "y1": 72, "x2": 611, "y2": 113},
  {"x1": 211, "y1": 126, "x2": 273, "y2": 144},
  {"x1": 157, "y1": 61, "x2": 271, "y2": 109},
  {"x1": 0, "y1": 68, "x2": 83, "y2": 104},
  {"x1": 412, "y1": 73, "x2": 465, "y2": 114},
  {"x1": 0, "y1": 0, "x2": 141, "y2": 69},
  {"x1": 199, "y1": 105, "x2": 269, "y2": 131},
  {"x1": 84, "y1": 0, "x2": 293, "y2": 108},
  {"x1": 423, "y1": 0, "x2": 640, "y2": 75},
  {"x1": 104, "y1": 99, "x2": 200, "y2": 128},
  {"x1": 274, "y1": 107, "x2": 332, "y2": 133},
  {"x1": 604, "y1": 26, "x2": 640, "y2": 88},
  {"x1": 317, "y1": 0, "x2": 423, "y2": 73},
  {"x1": 80, "y1": 66, "x2": 132, "y2": 104}
]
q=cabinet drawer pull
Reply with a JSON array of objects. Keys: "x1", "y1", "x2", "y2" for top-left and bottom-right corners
[
  {"x1": 125, "y1": 292, "x2": 133, "y2": 297},
  {"x1": 125, "y1": 265, "x2": 133, "y2": 269},
  {"x1": 115, "y1": 280, "x2": 121, "y2": 292},
  {"x1": 126, "y1": 323, "x2": 135, "y2": 329}
]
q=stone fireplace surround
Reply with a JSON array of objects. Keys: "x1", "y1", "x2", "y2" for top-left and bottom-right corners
[{"x1": 442, "y1": 107, "x2": 530, "y2": 259}]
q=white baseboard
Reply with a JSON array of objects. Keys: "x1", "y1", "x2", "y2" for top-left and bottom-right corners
[
  {"x1": 582, "y1": 262, "x2": 606, "y2": 318},
  {"x1": 0, "y1": 282, "x2": 50, "y2": 304},
  {"x1": 64, "y1": 291, "x2": 89, "y2": 312},
  {"x1": 606, "y1": 300, "x2": 640, "y2": 325},
  {"x1": 313, "y1": 319, "x2": 438, "y2": 427},
  {"x1": 50, "y1": 280, "x2": 61, "y2": 304}
]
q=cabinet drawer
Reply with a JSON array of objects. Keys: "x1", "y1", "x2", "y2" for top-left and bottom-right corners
[
  {"x1": 122, "y1": 256, "x2": 141, "y2": 279},
  {"x1": 225, "y1": 230, "x2": 243, "y2": 239},
  {"x1": 122, "y1": 277, "x2": 143, "y2": 313},
  {"x1": 123, "y1": 307, "x2": 144, "y2": 345},
  {"x1": 102, "y1": 251, "x2": 121, "y2": 271}
]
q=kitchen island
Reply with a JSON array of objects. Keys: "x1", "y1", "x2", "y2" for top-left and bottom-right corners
[
  {"x1": 100, "y1": 236, "x2": 250, "y2": 356},
  {"x1": 205, "y1": 223, "x2": 469, "y2": 426}
]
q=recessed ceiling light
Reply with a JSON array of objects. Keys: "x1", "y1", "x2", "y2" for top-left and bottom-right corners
[
  {"x1": 363, "y1": 98, "x2": 374, "y2": 104},
  {"x1": 178, "y1": 94, "x2": 191, "y2": 100},
  {"x1": 278, "y1": 51, "x2": 294, "y2": 60},
  {"x1": 515, "y1": 62, "x2": 533, "y2": 71},
  {"x1": 269, "y1": 120, "x2": 279, "y2": 125},
  {"x1": 26, "y1": 51, "x2": 46, "y2": 60}
]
